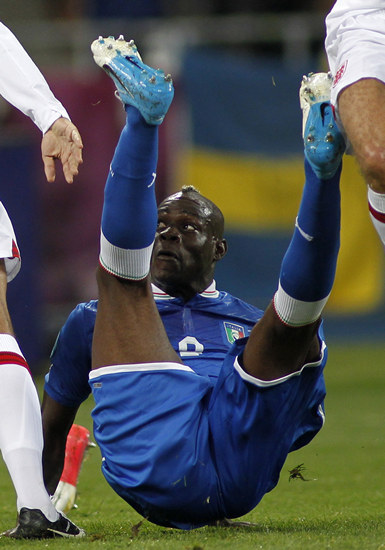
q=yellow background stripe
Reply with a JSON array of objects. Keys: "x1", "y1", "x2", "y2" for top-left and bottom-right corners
[{"x1": 177, "y1": 149, "x2": 383, "y2": 313}]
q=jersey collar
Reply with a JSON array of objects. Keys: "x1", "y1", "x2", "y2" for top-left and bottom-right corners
[{"x1": 151, "y1": 280, "x2": 219, "y2": 300}]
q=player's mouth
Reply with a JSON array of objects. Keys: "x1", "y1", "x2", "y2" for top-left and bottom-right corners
[{"x1": 155, "y1": 250, "x2": 179, "y2": 262}]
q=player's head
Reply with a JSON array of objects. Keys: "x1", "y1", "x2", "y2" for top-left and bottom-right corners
[{"x1": 151, "y1": 186, "x2": 227, "y2": 300}]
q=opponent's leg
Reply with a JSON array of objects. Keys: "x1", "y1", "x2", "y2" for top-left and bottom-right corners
[
  {"x1": 243, "y1": 74, "x2": 344, "y2": 380},
  {"x1": 339, "y1": 79, "x2": 385, "y2": 193},
  {"x1": 90, "y1": 36, "x2": 180, "y2": 370},
  {"x1": 0, "y1": 260, "x2": 54, "y2": 517},
  {"x1": 0, "y1": 249, "x2": 84, "y2": 538},
  {"x1": 0, "y1": 335, "x2": 84, "y2": 537},
  {"x1": 338, "y1": 79, "x2": 385, "y2": 247}
]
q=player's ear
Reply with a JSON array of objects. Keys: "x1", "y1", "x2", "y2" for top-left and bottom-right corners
[{"x1": 214, "y1": 238, "x2": 227, "y2": 262}]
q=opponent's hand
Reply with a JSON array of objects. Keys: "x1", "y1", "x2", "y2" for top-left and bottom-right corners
[
  {"x1": 41, "y1": 117, "x2": 83, "y2": 183},
  {"x1": 52, "y1": 480, "x2": 77, "y2": 514}
]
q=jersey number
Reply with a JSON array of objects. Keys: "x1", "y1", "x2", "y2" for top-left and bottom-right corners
[{"x1": 178, "y1": 336, "x2": 204, "y2": 357}]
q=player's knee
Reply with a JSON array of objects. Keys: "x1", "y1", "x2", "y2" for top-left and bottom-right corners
[{"x1": 358, "y1": 149, "x2": 385, "y2": 193}]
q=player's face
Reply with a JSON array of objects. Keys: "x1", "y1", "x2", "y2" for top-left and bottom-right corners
[{"x1": 151, "y1": 194, "x2": 219, "y2": 297}]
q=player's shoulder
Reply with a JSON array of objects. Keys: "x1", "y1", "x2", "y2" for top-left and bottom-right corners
[
  {"x1": 83, "y1": 299, "x2": 98, "y2": 314},
  {"x1": 55, "y1": 300, "x2": 97, "y2": 353},
  {"x1": 68, "y1": 299, "x2": 97, "y2": 316},
  {"x1": 63, "y1": 300, "x2": 98, "y2": 329},
  {"x1": 217, "y1": 290, "x2": 264, "y2": 321}
]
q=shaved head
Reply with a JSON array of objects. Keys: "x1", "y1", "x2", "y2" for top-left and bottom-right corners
[{"x1": 160, "y1": 186, "x2": 225, "y2": 240}]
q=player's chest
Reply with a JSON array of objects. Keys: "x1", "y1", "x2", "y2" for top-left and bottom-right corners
[{"x1": 160, "y1": 307, "x2": 252, "y2": 358}]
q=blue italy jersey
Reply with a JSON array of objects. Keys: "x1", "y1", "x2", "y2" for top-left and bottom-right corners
[
  {"x1": 45, "y1": 281, "x2": 264, "y2": 408},
  {"x1": 46, "y1": 280, "x2": 327, "y2": 528}
]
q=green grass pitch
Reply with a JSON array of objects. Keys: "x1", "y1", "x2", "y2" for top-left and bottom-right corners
[{"x1": 0, "y1": 343, "x2": 384, "y2": 549}]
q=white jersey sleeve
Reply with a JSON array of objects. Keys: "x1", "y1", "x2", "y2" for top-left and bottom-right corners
[
  {"x1": 0, "y1": 202, "x2": 20, "y2": 282},
  {"x1": 0, "y1": 22, "x2": 69, "y2": 133},
  {"x1": 328, "y1": 0, "x2": 385, "y2": 15}
]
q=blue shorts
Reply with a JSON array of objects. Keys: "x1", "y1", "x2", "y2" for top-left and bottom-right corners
[{"x1": 89, "y1": 336, "x2": 326, "y2": 529}]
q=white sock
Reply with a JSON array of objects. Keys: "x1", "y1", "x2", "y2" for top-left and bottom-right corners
[
  {"x1": 100, "y1": 231, "x2": 153, "y2": 280},
  {"x1": 368, "y1": 187, "x2": 385, "y2": 247},
  {"x1": 0, "y1": 334, "x2": 58, "y2": 521},
  {"x1": 274, "y1": 282, "x2": 329, "y2": 327}
]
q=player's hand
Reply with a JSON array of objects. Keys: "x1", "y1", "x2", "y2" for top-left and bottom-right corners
[
  {"x1": 52, "y1": 480, "x2": 77, "y2": 513},
  {"x1": 41, "y1": 117, "x2": 83, "y2": 183}
]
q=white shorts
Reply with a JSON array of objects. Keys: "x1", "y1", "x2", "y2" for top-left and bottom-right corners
[
  {"x1": 325, "y1": 6, "x2": 385, "y2": 151},
  {"x1": 326, "y1": 7, "x2": 385, "y2": 105},
  {"x1": 0, "y1": 202, "x2": 20, "y2": 282}
]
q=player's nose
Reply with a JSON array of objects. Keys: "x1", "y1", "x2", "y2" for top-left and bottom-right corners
[{"x1": 159, "y1": 225, "x2": 181, "y2": 241}]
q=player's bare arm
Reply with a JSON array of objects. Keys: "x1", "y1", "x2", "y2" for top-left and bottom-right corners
[{"x1": 41, "y1": 392, "x2": 79, "y2": 494}]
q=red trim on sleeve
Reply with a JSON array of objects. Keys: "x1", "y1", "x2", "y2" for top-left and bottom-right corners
[
  {"x1": 0, "y1": 352, "x2": 30, "y2": 373},
  {"x1": 11, "y1": 239, "x2": 20, "y2": 260}
]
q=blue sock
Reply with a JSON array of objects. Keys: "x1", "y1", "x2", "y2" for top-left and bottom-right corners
[
  {"x1": 279, "y1": 158, "x2": 341, "y2": 302},
  {"x1": 101, "y1": 105, "x2": 158, "y2": 250}
]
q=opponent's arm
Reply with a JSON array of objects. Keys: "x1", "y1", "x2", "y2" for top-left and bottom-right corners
[
  {"x1": 41, "y1": 117, "x2": 83, "y2": 183},
  {"x1": 0, "y1": 22, "x2": 83, "y2": 183}
]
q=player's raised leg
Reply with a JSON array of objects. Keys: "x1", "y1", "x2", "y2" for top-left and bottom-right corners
[
  {"x1": 243, "y1": 73, "x2": 345, "y2": 380},
  {"x1": 90, "y1": 36, "x2": 180, "y2": 370},
  {"x1": 0, "y1": 205, "x2": 84, "y2": 539}
]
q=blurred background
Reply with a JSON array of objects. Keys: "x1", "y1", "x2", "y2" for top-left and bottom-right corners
[{"x1": 1, "y1": 0, "x2": 384, "y2": 372}]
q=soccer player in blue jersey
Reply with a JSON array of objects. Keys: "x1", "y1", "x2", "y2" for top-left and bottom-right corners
[{"x1": 42, "y1": 36, "x2": 345, "y2": 529}]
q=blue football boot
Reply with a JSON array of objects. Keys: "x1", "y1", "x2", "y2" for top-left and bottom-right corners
[
  {"x1": 300, "y1": 72, "x2": 345, "y2": 179},
  {"x1": 91, "y1": 35, "x2": 174, "y2": 125}
]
